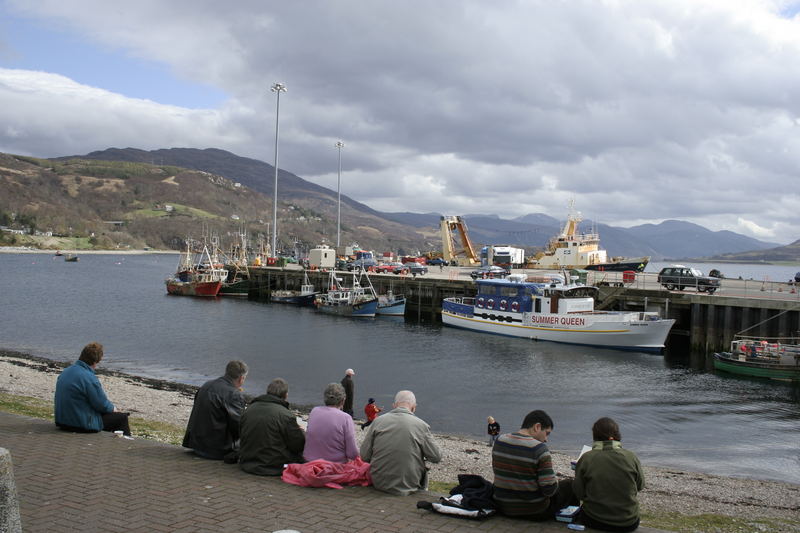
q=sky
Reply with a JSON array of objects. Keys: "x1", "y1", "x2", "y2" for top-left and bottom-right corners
[{"x1": 1, "y1": 1, "x2": 799, "y2": 245}]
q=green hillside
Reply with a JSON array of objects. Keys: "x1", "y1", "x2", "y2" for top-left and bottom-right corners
[{"x1": 0, "y1": 153, "x2": 429, "y2": 252}]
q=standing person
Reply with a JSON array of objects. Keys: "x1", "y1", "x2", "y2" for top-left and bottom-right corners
[
  {"x1": 362, "y1": 397, "x2": 382, "y2": 429},
  {"x1": 487, "y1": 416, "x2": 500, "y2": 447},
  {"x1": 573, "y1": 417, "x2": 645, "y2": 532},
  {"x1": 239, "y1": 378, "x2": 305, "y2": 476},
  {"x1": 341, "y1": 368, "x2": 355, "y2": 416},
  {"x1": 54, "y1": 342, "x2": 131, "y2": 436},
  {"x1": 302, "y1": 383, "x2": 358, "y2": 463},
  {"x1": 360, "y1": 390, "x2": 441, "y2": 495},
  {"x1": 492, "y1": 409, "x2": 577, "y2": 520},
  {"x1": 182, "y1": 360, "x2": 248, "y2": 460}
]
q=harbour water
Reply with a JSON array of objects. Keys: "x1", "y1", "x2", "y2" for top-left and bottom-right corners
[{"x1": 1, "y1": 252, "x2": 799, "y2": 484}]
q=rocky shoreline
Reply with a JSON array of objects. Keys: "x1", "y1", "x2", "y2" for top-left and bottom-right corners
[{"x1": 1, "y1": 349, "x2": 798, "y2": 525}]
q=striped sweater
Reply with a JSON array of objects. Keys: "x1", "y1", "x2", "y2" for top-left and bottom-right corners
[{"x1": 491, "y1": 432, "x2": 558, "y2": 516}]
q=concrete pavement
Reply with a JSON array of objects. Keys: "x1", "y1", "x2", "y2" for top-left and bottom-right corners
[{"x1": 0, "y1": 411, "x2": 667, "y2": 533}]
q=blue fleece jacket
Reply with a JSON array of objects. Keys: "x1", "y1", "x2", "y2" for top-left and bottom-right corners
[{"x1": 54, "y1": 360, "x2": 114, "y2": 431}]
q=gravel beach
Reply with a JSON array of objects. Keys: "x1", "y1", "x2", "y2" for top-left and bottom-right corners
[{"x1": 1, "y1": 350, "x2": 798, "y2": 525}]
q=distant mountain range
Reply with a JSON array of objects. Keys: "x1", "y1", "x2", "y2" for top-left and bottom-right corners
[{"x1": 0, "y1": 146, "x2": 794, "y2": 261}]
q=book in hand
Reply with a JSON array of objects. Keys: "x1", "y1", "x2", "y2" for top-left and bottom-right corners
[
  {"x1": 556, "y1": 505, "x2": 581, "y2": 523},
  {"x1": 570, "y1": 444, "x2": 592, "y2": 470}
]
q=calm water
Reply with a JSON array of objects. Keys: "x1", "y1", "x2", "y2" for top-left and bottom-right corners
[{"x1": 1, "y1": 253, "x2": 799, "y2": 484}]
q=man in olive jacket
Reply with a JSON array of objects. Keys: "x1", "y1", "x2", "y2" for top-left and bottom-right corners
[
  {"x1": 239, "y1": 378, "x2": 306, "y2": 476},
  {"x1": 183, "y1": 360, "x2": 248, "y2": 460}
]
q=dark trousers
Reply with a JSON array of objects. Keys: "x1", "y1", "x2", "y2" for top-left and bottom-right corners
[
  {"x1": 580, "y1": 512, "x2": 640, "y2": 532},
  {"x1": 514, "y1": 479, "x2": 579, "y2": 521},
  {"x1": 57, "y1": 412, "x2": 131, "y2": 436}
]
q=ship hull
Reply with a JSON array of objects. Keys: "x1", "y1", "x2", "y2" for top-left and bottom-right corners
[
  {"x1": 165, "y1": 279, "x2": 221, "y2": 297},
  {"x1": 316, "y1": 298, "x2": 378, "y2": 317}
]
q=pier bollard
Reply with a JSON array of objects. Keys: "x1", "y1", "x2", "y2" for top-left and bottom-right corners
[{"x1": 0, "y1": 448, "x2": 22, "y2": 533}]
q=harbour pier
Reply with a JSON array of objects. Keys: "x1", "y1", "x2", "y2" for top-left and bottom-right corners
[{"x1": 248, "y1": 267, "x2": 800, "y2": 353}]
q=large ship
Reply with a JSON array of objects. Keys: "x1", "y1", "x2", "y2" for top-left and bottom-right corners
[
  {"x1": 534, "y1": 204, "x2": 649, "y2": 272},
  {"x1": 441, "y1": 274, "x2": 674, "y2": 352}
]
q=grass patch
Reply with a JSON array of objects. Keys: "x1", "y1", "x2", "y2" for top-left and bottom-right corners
[
  {"x1": 641, "y1": 511, "x2": 800, "y2": 532},
  {"x1": 0, "y1": 391, "x2": 184, "y2": 446},
  {"x1": 428, "y1": 480, "x2": 457, "y2": 494}
]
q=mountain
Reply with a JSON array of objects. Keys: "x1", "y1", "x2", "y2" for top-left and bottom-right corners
[
  {"x1": 0, "y1": 152, "x2": 430, "y2": 252},
  {"x1": 625, "y1": 220, "x2": 779, "y2": 259},
  {"x1": 3, "y1": 146, "x2": 786, "y2": 259},
  {"x1": 707, "y1": 239, "x2": 800, "y2": 262}
]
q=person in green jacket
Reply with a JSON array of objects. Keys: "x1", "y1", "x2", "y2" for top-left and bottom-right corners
[
  {"x1": 573, "y1": 417, "x2": 645, "y2": 532},
  {"x1": 239, "y1": 378, "x2": 305, "y2": 476}
]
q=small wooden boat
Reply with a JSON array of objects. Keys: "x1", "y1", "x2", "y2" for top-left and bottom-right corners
[
  {"x1": 64, "y1": 254, "x2": 79, "y2": 262},
  {"x1": 713, "y1": 337, "x2": 800, "y2": 381}
]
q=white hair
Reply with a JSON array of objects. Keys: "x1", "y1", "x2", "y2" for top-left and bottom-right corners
[{"x1": 394, "y1": 390, "x2": 416, "y2": 408}]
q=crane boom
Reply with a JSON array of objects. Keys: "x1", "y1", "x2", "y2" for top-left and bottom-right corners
[{"x1": 440, "y1": 215, "x2": 479, "y2": 266}]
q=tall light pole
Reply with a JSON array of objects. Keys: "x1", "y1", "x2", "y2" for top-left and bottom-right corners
[
  {"x1": 270, "y1": 82, "x2": 287, "y2": 258},
  {"x1": 335, "y1": 140, "x2": 344, "y2": 249}
]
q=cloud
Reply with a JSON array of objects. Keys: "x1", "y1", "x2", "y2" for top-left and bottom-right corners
[{"x1": 2, "y1": 0, "x2": 800, "y2": 243}]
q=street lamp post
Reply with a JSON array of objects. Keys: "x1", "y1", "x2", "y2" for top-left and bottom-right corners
[
  {"x1": 270, "y1": 82, "x2": 287, "y2": 258},
  {"x1": 335, "y1": 140, "x2": 344, "y2": 249}
]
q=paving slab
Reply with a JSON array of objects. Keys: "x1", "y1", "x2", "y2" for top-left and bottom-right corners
[{"x1": 0, "y1": 411, "x2": 667, "y2": 533}]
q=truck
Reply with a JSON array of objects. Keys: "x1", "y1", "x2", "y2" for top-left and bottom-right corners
[{"x1": 490, "y1": 245, "x2": 525, "y2": 268}]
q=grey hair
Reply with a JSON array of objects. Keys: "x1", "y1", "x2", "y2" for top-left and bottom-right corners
[
  {"x1": 267, "y1": 378, "x2": 289, "y2": 399},
  {"x1": 225, "y1": 360, "x2": 248, "y2": 380},
  {"x1": 323, "y1": 383, "x2": 346, "y2": 407},
  {"x1": 394, "y1": 390, "x2": 416, "y2": 408}
]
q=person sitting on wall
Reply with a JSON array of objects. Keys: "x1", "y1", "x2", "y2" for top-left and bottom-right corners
[
  {"x1": 302, "y1": 383, "x2": 359, "y2": 463},
  {"x1": 182, "y1": 360, "x2": 248, "y2": 460},
  {"x1": 573, "y1": 417, "x2": 645, "y2": 532},
  {"x1": 239, "y1": 378, "x2": 306, "y2": 476},
  {"x1": 54, "y1": 342, "x2": 131, "y2": 436}
]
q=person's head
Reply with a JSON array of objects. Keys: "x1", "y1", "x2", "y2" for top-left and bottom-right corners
[
  {"x1": 79, "y1": 342, "x2": 104, "y2": 367},
  {"x1": 521, "y1": 410, "x2": 554, "y2": 442},
  {"x1": 592, "y1": 417, "x2": 621, "y2": 442},
  {"x1": 267, "y1": 378, "x2": 289, "y2": 400},
  {"x1": 225, "y1": 360, "x2": 248, "y2": 387},
  {"x1": 345, "y1": 368, "x2": 355, "y2": 377},
  {"x1": 393, "y1": 390, "x2": 417, "y2": 412},
  {"x1": 323, "y1": 382, "x2": 346, "y2": 408},
  {"x1": 487, "y1": 416, "x2": 495, "y2": 424},
  {"x1": 367, "y1": 398, "x2": 375, "y2": 404}
]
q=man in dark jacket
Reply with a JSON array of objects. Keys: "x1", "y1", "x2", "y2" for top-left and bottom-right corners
[
  {"x1": 182, "y1": 360, "x2": 248, "y2": 460},
  {"x1": 341, "y1": 368, "x2": 355, "y2": 416},
  {"x1": 239, "y1": 377, "x2": 306, "y2": 476}
]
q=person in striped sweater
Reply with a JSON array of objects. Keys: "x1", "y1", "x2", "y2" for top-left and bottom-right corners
[{"x1": 491, "y1": 409, "x2": 577, "y2": 520}]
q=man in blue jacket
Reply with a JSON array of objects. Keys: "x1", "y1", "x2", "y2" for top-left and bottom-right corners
[{"x1": 54, "y1": 342, "x2": 130, "y2": 435}]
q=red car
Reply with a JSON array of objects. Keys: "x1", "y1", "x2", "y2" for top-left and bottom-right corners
[{"x1": 374, "y1": 262, "x2": 405, "y2": 274}]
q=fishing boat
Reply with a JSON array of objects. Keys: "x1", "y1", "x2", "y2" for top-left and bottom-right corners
[
  {"x1": 315, "y1": 269, "x2": 378, "y2": 317},
  {"x1": 165, "y1": 244, "x2": 227, "y2": 297},
  {"x1": 376, "y1": 290, "x2": 406, "y2": 316},
  {"x1": 64, "y1": 253, "x2": 79, "y2": 262},
  {"x1": 219, "y1": 232, "x2": 252, "y2": 297},
  {"x1": 534, "y1": 202, "x2": 649, "y2": 272},
  {"x1": 271, "y1": 270, "x2": 318, "y2": 306},
  {"x1": 713, "y1": 337, "x2": 800, "y2": 381},
  {"x1": 441, "y1": 273, "x2": 674, "y2": 352}
]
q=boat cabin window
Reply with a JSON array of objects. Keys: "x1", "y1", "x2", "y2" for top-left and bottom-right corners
[
  {"x1": 478, "y1": 286, "x2": 499, "y2": 297},
  {"x1": 563, "y1": 287, "x2": 598, "y2": 298},
  {"x1": 500, "y1": 287, "x2": 521, "y2": 297}
]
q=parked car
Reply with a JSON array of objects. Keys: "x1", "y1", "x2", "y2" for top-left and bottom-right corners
[
  {"x1": 346, "y1": 259, "x2": 378, "y2": 271},
  {"x1": 426, "y1": 257, "x2": 447, "y2": 266},
  {"x1": 470, "y1": 265, "x2": 510, "y2": 280},
  {"x1": 657, "y1": 265, "x2": 720, "y2": 294},
  {"x1": 374, "y1": 261, "x2": 405, "y2": 274},
  {"x1": 398, "y1": 262, "x2": 428, "y2": 276}
]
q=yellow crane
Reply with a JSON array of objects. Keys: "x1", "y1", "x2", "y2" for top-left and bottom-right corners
[{"x1": 440, "y1": 215, "x2": 479, "y2": 266}]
